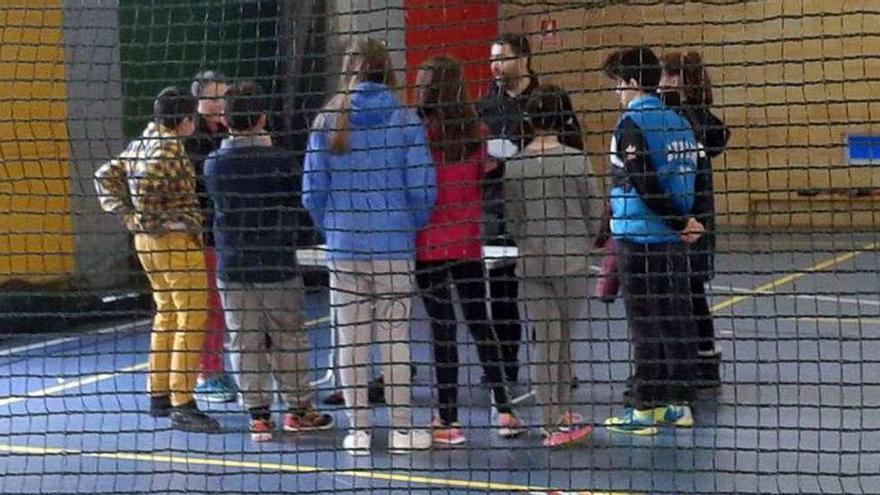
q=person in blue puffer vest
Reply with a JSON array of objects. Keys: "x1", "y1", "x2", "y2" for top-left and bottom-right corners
[
  {"x1": 303, "y1": 37, "x2": 437, "y2": 456},
  {"x1": 600, "y1": 46, "x2": 706, "y2": 436}
]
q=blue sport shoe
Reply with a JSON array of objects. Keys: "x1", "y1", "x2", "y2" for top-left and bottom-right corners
[
  {"x1": 221, "y1": 373, "x2": 239, "y2": 394},
  {"x1": 604, "y1": 407, "x2": 658, "y2": 436},
  {"x1": 194, "y1": 375, "x2": 237, "y2": 403},
  {"x1": 653, "y1": 404, "x2": 694, "y2": 428}
]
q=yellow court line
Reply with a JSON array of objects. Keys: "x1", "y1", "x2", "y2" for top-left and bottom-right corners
[
  {"x1": 711, "y1": 242, "x2": 876, "y2": 312},
  {"x1": 0, "y1": 443, "x2": 632, "y2": 495},
  {"x1": 0, "y1": 316, "x2": 330, "y2": 407}
]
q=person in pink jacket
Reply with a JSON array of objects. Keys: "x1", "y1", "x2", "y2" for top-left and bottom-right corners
[{"x1": 414, "y1": 56, "x2": 524, "y2": 445}]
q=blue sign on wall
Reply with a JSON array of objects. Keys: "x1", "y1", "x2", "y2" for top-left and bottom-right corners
[{"x1": 847, "y1": 135, "x2": 880, "y2": 165}]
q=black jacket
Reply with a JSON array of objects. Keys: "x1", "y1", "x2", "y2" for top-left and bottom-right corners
[
  {"x1": 185, "y1": 116, "x2": 226, "y2": 247},
  {"x1": 477, "y1": 75, "x2": 583, "y2": 242},
  {"x1": 666, "y1": 100, "x2": 730, "y2": 280}
]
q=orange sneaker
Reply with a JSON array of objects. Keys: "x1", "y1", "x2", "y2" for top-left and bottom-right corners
[
  {"x1": 496, "y1": 413, "x2": 525, "y2": 438},
  {"x1": 430, "y1": 418, "x2": 466, "y2": 445},
  {"x1": 542, "y1": 425, "x2": 592, "y2": 448},
  {"x1": 250, "y1": 418, "x2": 274, "y2": 442},
  {"x1": 282, "y1": 407, "x2": 335, "y2": 432}
]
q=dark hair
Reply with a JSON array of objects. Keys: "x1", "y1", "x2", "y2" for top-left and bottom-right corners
[
  {"x1": 525, "y1": 84, "x2": 571, "y2": 132},
  {"x1": 415, "y1": 56, "x2": 481, "y2": 161},
  {"x1": 602, "y1": 46, "x2": 661, "y2": 91},
  {"x1": 662, "y1": 51, "x2": 714, "y2": 106},
  {"x1": 322, "y1": 37, "x2": 397, "y2": 154},
  {"x1": 224, "y1": 81, "x2": 270, "y2": 131},
  {"x1": 191, "y1": 70, "x2": 228, "y2": 97},
  {"x1": 153, "y1": 86, "x2": 197, "y2": 129},
  {"x1": 493, "y1": 33, "x2": 532, "y2": 71}
]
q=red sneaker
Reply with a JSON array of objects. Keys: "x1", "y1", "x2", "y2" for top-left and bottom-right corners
[
  {"x1": 542, "y1": 425, "x2": 592, "y2": 448},
  {"x1": 282, "y1": 408, "x2": 335, "y2": 432},
  {"x1": 430, "y1": 418, "x2": 466, "y2": 445},
  {"x1": 496, "y1": 413, "x2": 525, "y2": 438},
  {"x1": 250, "y1": 418, "x2": 274, "y2": 442}
]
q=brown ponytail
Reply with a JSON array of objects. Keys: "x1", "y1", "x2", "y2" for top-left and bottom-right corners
[
  {"x1": 662, "y1": 51, "x2": 713, "y2": 106},
  {"x1": 415, "y1": 56, "x2": 481, "y2": 162},
  {"x1": 321, "y1": 37, "x2": 397, "y2": 154}
]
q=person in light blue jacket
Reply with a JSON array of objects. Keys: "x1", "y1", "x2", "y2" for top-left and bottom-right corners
[{"x1": 303, "y1": 37, "x2": 436, "y2": 456}]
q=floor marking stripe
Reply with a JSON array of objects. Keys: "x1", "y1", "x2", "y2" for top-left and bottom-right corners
[
  {"x1": 0, "y1": 443, "x2": 634, "y2": 494},
  {"x1": 710, "y1": 242, "x2": 875, "y2": 312},
  {"x1": 0, "y1": 317, "x2": 330, "y2": 405}
]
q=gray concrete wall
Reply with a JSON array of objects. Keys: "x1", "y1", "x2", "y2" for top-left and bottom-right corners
[
  {"x1": 63, "y1": 0, "x2": 132, "y2": 290},
  {"x1": 329, "y1": 0, "x2": 406, "y2": 87}
]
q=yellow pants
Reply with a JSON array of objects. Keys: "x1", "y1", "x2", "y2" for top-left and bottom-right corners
[{"x1": 134, "y1": 232, "x2": 208, "y2": 407}]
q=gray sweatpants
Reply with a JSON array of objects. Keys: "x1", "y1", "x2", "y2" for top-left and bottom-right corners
[
  {"x1": 519, "y1": 271, "x2": 588, "y2": 428},
  {"x1": 329, "y1": 259, "x2": 414, "y2": 431},
  {"x1": 217, "y1": 276, "x2": 314, "y2": 410}
]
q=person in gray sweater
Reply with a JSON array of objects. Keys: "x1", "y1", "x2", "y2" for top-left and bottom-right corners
[{"x1": 504, "y1": 85, "x2": 600, "y2": 448}]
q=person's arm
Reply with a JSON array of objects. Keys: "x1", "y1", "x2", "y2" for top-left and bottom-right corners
[
  {"x1": 302, "y1": 115, "x2": 331, "y2": 235},
  {"x1": 701, "y1": 109, "x2": 730, "y2": 158},
  {"x1": 559, "y1": 95, "x2": 585, "y2": 151},
  {"x1": 616, "y1": 117, "x2": 689, "y2": 232},
  {"x1": 502, "y1": 160, "x2": 525, "y2": 242},
  {"x1": 403, "y1": 110, "x2": 437, "y2": 229},
  {"x1": 94, "y1": 156, "x2": 135, "y2": 229},
  {"x1": 202, "y1": 156, "x2": 220, "y2": 216}
]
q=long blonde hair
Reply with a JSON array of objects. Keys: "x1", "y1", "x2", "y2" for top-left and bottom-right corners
[{"x1": 322, "y1": 37, "x2": 397, "y2": 154}]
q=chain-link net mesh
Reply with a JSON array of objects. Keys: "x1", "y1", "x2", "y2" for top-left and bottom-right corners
[{"x1": 1, "y1": 1, "x2": 879, "y2": 494}]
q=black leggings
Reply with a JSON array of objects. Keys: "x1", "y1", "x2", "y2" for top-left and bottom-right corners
[
  {"x1": 488, "y1": 263, "x2": 522, "y2": 382},
  {"x1": 690, "y1": 278, "x2": 717, "y2": 354},
  {"x1": 416, "y1": 260, "x2": 512, "y2": 424}
]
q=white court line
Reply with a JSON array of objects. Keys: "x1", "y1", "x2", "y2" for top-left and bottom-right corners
[
  {"x1": 593, "y1": 266, "x2": 880, "y2": 308},
  {"x1": 0, "y1": 319, "x2": 151, "y2": 359},
  {"x1": 0, "y1": 362, "x2": 150, "y2": 407},
  {"x1": 707, "y1": 283, "x2": 880, "y2": 308},
  {"x1": 0, "y1": 316, "x2": 332, "y2": 407}
]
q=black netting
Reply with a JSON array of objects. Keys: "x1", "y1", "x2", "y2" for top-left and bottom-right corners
[{"x1": 1, "y1": 1, "x2": 879, "y2": 494}]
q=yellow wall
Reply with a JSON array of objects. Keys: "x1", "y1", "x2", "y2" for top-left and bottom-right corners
[
  {"x1": 502, "y1": 0, "x2": 880, "y2": 228},
  {"x1": 0, "y1": 2, "x2": 73, "y2": 284}
]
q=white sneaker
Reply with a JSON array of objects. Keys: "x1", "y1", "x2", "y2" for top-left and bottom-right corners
[
  {"x1": 343, "y1": 430, "x2": 371, "y2": 456},
  {"x1": 388, "y1": 429, "x2": 432, "y2": 454}
]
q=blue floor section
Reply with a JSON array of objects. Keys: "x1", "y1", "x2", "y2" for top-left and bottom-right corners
[{"x1": 2, "y1": 234, "x2": 880, "y2": 494}]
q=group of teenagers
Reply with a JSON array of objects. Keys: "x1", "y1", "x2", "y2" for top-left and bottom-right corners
[{"x1": 94, "y1": 32, "x2": 730, "y2": 455}]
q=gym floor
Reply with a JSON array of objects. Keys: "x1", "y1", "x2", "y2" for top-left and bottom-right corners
[{"x1": 0, "y1": 233, "x2": 877, "y2": 495}]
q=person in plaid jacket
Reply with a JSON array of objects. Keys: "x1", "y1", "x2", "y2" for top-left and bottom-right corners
[{"x1": 94, "y1": 86, "x2": 219, "y2": 433}]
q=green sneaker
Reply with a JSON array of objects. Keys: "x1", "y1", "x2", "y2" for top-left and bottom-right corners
[
  {"x1": 604, "y1": 407, "x2": 658, "y2": 436},
  {"x1": 653, "y1": 404, "x2": 694, "y2": 428}
]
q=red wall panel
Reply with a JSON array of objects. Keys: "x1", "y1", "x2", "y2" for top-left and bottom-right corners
[{"x1": 404, "y1": 0, "x2": 498, "y2": 102}]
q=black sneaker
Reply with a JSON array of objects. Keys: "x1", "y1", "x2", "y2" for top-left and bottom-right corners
[
  {"x1": 149, "y1": 395, "x2": 171, "y2": 418},
  {"x1": 322, "y1": 390, "x2": 345, "y2": 406},
  {"x1": 170, "y1": 401, "x2": 221, "y2": 433}
]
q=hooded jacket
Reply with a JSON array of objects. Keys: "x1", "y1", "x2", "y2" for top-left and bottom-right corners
[{"x1": 303, "y1": 82, "x2": 437, "y2": 260}]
